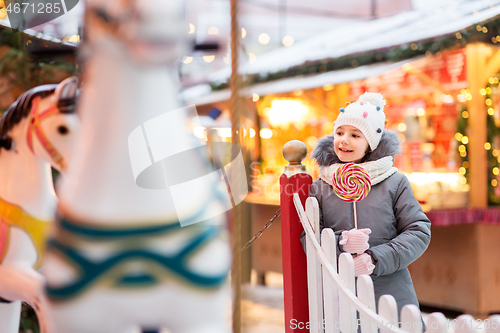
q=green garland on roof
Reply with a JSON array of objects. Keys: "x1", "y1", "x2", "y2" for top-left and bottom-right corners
[
  {"x1": 0, "y1": 29, "x2": 76, "y2": 113},
  {"x1": 210, "y1": 14, "x2": 500, "y2": 92}
]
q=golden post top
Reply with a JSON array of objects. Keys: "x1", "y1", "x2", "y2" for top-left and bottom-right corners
[{"x1": 283, "y1": 140, "x2": 309, "y2": 177}]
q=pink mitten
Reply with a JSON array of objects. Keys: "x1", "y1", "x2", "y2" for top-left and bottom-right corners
[
  {"x1": 353, "y1": 253, "x2": 375, "y2": 277},
  {"x1": 339, "y1": 228, "x2": 371, "y2": 254}
]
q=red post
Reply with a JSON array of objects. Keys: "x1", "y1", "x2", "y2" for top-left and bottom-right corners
[{"x1": 280, "y1": 172, "x2": 312, "y2": 332}]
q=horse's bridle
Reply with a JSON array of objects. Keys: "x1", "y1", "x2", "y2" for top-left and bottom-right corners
[{"x1": 26, "y1": 96, "x2": 67, "y2": 171}]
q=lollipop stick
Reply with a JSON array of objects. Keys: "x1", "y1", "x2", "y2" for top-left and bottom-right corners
[{"x1": 353, "y1": 201, "x2": 358, "y2": 230}]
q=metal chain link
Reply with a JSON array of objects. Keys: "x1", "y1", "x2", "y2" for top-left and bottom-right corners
[{"x1": 241, "y1": 208, "x2": 281, "y2": 251}]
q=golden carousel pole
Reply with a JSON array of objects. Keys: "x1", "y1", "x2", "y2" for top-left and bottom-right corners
[{"x1": 230, "y1": 0, "x2": 243, "y2": 331}]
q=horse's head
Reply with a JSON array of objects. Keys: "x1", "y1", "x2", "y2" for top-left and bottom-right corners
[
  {"x1": 0, "y1": 77, "x2": 80, "y2": 173},
  {"x1": 85, "y1": 0, "x2": 189, "y2": 64}
]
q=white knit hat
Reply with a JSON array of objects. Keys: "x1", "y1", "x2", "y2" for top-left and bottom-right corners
[{"x1": 333, "y1": 92, "x2": 387, "y2": 151}]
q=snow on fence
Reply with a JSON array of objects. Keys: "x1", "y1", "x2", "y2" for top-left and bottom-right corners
[
  {"x1": 279, "y1": 140, "x2": 500, "y2": 333},
  {"x1": 292, "y1": 193, "x2": 500, "y2": 333}
]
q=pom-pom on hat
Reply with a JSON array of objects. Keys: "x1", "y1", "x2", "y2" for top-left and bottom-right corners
[{"x1": 334, "y1": 92, "x2": 386, "y2": 150}]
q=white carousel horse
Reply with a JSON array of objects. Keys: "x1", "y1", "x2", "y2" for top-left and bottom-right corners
[
  {"x1": 42, "y1": 1, "x2": 233, "y2": 333},
  {"x1": 0, "y1": 77, "x2": 80, "y2": 333}
]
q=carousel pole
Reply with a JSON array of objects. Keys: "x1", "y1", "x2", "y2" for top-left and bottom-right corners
[{"x1": 230, "y1": 0, "x2": 243, "y2": 331}]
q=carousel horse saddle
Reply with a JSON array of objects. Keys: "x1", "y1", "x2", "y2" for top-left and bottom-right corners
[
  {"x1": 46, "y1": 214, "x2": 228, "y2": 301},
  {"x1": 0, "y1": 196, "x2": 52, "y2": 268}
]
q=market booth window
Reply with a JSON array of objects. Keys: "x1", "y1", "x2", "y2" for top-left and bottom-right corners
[{"x1": 249, "y1": 49, "x2": 477, "y2": 211}]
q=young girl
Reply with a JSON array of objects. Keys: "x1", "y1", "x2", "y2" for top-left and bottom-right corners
[{"x1": 302, "y1": 92, "x2": 431, "y2": 319}]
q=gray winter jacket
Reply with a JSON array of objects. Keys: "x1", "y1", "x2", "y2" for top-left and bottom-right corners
[{"x1": 300, "y1": 131, "x2": 431, "y2": 316}]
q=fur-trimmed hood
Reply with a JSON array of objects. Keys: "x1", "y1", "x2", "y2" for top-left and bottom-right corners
[{"x1": 311, "y1": 130, "x2": 401, "y2": 167}]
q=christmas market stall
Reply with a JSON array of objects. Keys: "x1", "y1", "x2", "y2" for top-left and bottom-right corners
[{"x1": 182, "y1": 0, "x2": 500, "y2": 316}]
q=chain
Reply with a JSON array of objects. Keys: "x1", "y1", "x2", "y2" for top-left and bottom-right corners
[{"x1": 241, "y1": 208, "x2": 281, "y2": 251}]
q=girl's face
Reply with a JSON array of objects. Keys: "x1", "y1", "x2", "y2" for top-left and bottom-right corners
[{"x1": 334, "y1": 125, "x2": 369, "y2": 163}]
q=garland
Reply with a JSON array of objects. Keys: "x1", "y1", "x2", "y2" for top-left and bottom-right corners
[
  {"x1": 210, "y1": 14, "x2": 500, "y2": 91},
  {"x1": 0, "y1": 28, "x2": 77, "y2": 113},
  {"x1": 457, "y1": 80, "x2": 500, "y2": 206},
  {"x1": 486, "y1": 80, "x2": 500, "y2": 205}
]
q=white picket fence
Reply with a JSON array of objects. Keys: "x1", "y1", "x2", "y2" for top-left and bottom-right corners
[{"x1": 293, "y1": 193, "x2": 500, "y2": 333}]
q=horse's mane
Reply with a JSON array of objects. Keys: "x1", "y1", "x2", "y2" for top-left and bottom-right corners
[{"x1": 0, "y1": 84, "x2": 57, "y2": 137}]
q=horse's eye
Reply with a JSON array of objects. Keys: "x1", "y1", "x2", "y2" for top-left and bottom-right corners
[{"x1": 58, "y1": 125, "x2": 69, "y2": 135}]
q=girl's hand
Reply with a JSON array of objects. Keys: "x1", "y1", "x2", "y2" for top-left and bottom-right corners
[
  {"x1": 339, "y1": 228, "x2": 371, "y2": 254},
  {"x1": 353, "y1": 253, "x2": 375, "y2": 277}
]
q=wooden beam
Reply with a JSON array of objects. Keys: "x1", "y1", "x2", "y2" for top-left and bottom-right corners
[{"x1": 466, "y1": 43, "x2": 488, "y2": 208}]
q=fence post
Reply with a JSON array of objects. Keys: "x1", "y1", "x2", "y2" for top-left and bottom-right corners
[{"x1": 280, "y1": 140, "x2": 313, "y2": 333}]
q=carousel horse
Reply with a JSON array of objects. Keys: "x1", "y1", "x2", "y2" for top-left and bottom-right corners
[
  {"x1": 42, "y1": 1, "x2": 233, "y2": 332},
  {"x1": 0, "y1": 77, "x2": 80, "y2": 333}
]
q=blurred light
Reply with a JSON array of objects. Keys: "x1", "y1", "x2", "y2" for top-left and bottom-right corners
[
  {"x1": 208, "y1": 27, "x2": 219, "y2": 35},
  {"x1": 68, "y1": 35, "x2": 80, "y2": 43},
  {"x1": 241, "y1": 28, "x2": 247, "y2": 39},
  {"x1": 485, "y1": 142, "x2": 492, "y2": 150},
  {"x1": 498, "y1": 156, "x2": 500, "y2": 163},
  {"x1": 407, "y1": 108, "x2": 416, "y2": 116},
  {"x1": 253, "y1": 93, "x2": 260, "y2": 102},
  {"x1": 189, "y1": 23, "x2": 195, "y2": 34},
  {"x1": 293, "y1": 90, "x2": 303, "y2": 96},
  {"x1": 249, "y1": 128, "x2": 256, "y2": 138},
  {"x1": 497, "y1": 36, "x2": 500, "y2": 42},
  {"x1": 463, "y1": 161, "x2": 470, "y2": 168},
  {"x1": 417, "y1": 108, "x2": 425, "y2": 116},
  {"x1": 462, "y1": 136, "x2": 469, "y2": 144},
  {"x1": 477, "y1": 24, "x2": 482, "y2": 31},
  {"x1": 249, "y1": 53, "x2": 256, "y2": 64},
  {"x1": 193, "y1": 126, "x2": 206, "y2": 139},
  {"x1": 456, "y1": 32, "x2": 462, "y2": 39},
  {"x1": 457, "y1": 94, "x2": 467, "y2": 102},
  {"x1": 455, "y1": 133, "x2": 463, "y2": 141},
  {"x1": 480, "y1": 89, "x2": 487, "y2": 95},
  {"x1": 494, "y1": 167, "x2": 499, "y2": 175},
  {"x1": 459, "y1": 145, "x2": 466, "y2": 153},
  {"x1": 492, "y1": 179, "x2": 498, "y2": 186},
  {"x1": 398, "y1": 123, "x2": 407, "y2": 131},
  {"x1": 465, "y1": 93, "x2": 472, "y2": 100},
  {"x1": 459, "y1": 167, "x2": 466, "y2": 175},
  {"x1": 494, "y1": 150, "x2": 499, "y2": 157},
  {"x1": 282, "y1": 35, "x2": 294, "y2": 46},
  {"x1": 411, "y1": 43, "x2": 418, "y2": 50},
  {"x1": 462, "y1": 111, "x2": 469, "y2": 118},
  {"x1": 267, "y1": 99, "x2": 309, "y2": 126},
  {"x1": 486, "y1": 99, "x2": 492, "y2": 106},
  {"x1": 483, "y1": 27, "x2": 488, "y2": 33},
  {"x1": 183, "y1": 57, "x2": 193, "y2": 64},
  {"x1": 440, "y1": 94, "x2": 454, "y2": 104},
  {"x1": 459, "y1": 177, "x2": 467, "y2": 185},
  {"x1": 217, "y1": 128, "x2": 232, "y2": 138},
  {"x1": 203, "y1": 55, "x2": 215, "y2": 63},
  {"x1": 260, "y1": 128, "x2": 273, "y2": 139},
  {"x1": 473, "y1": 10, "x2": 479, "y2": 15},
  {"x1": 259, "y1": 33, "x2": 270, "y2": 45},
  {"x1": 460, "y1": 151, "x2": 467, "y2": 157},
  {"x1": 323, "y1": 84, "x2": 334, "y2": 91},
  {"x1": 488, "y1": 108, "x2": 495, "y2": 115}
]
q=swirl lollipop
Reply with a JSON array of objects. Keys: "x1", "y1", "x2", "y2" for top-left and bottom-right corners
[{"x1": 332, "y1": 163, "x2": 371, "y2": 229}]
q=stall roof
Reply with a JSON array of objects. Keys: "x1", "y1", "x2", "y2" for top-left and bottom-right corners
[
  {"x1": 182, "y1": 0, "x2": 500, "y2": 104},
  {"x1": 182, "y1": 59, "x2": 411, "y2": 105}
]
